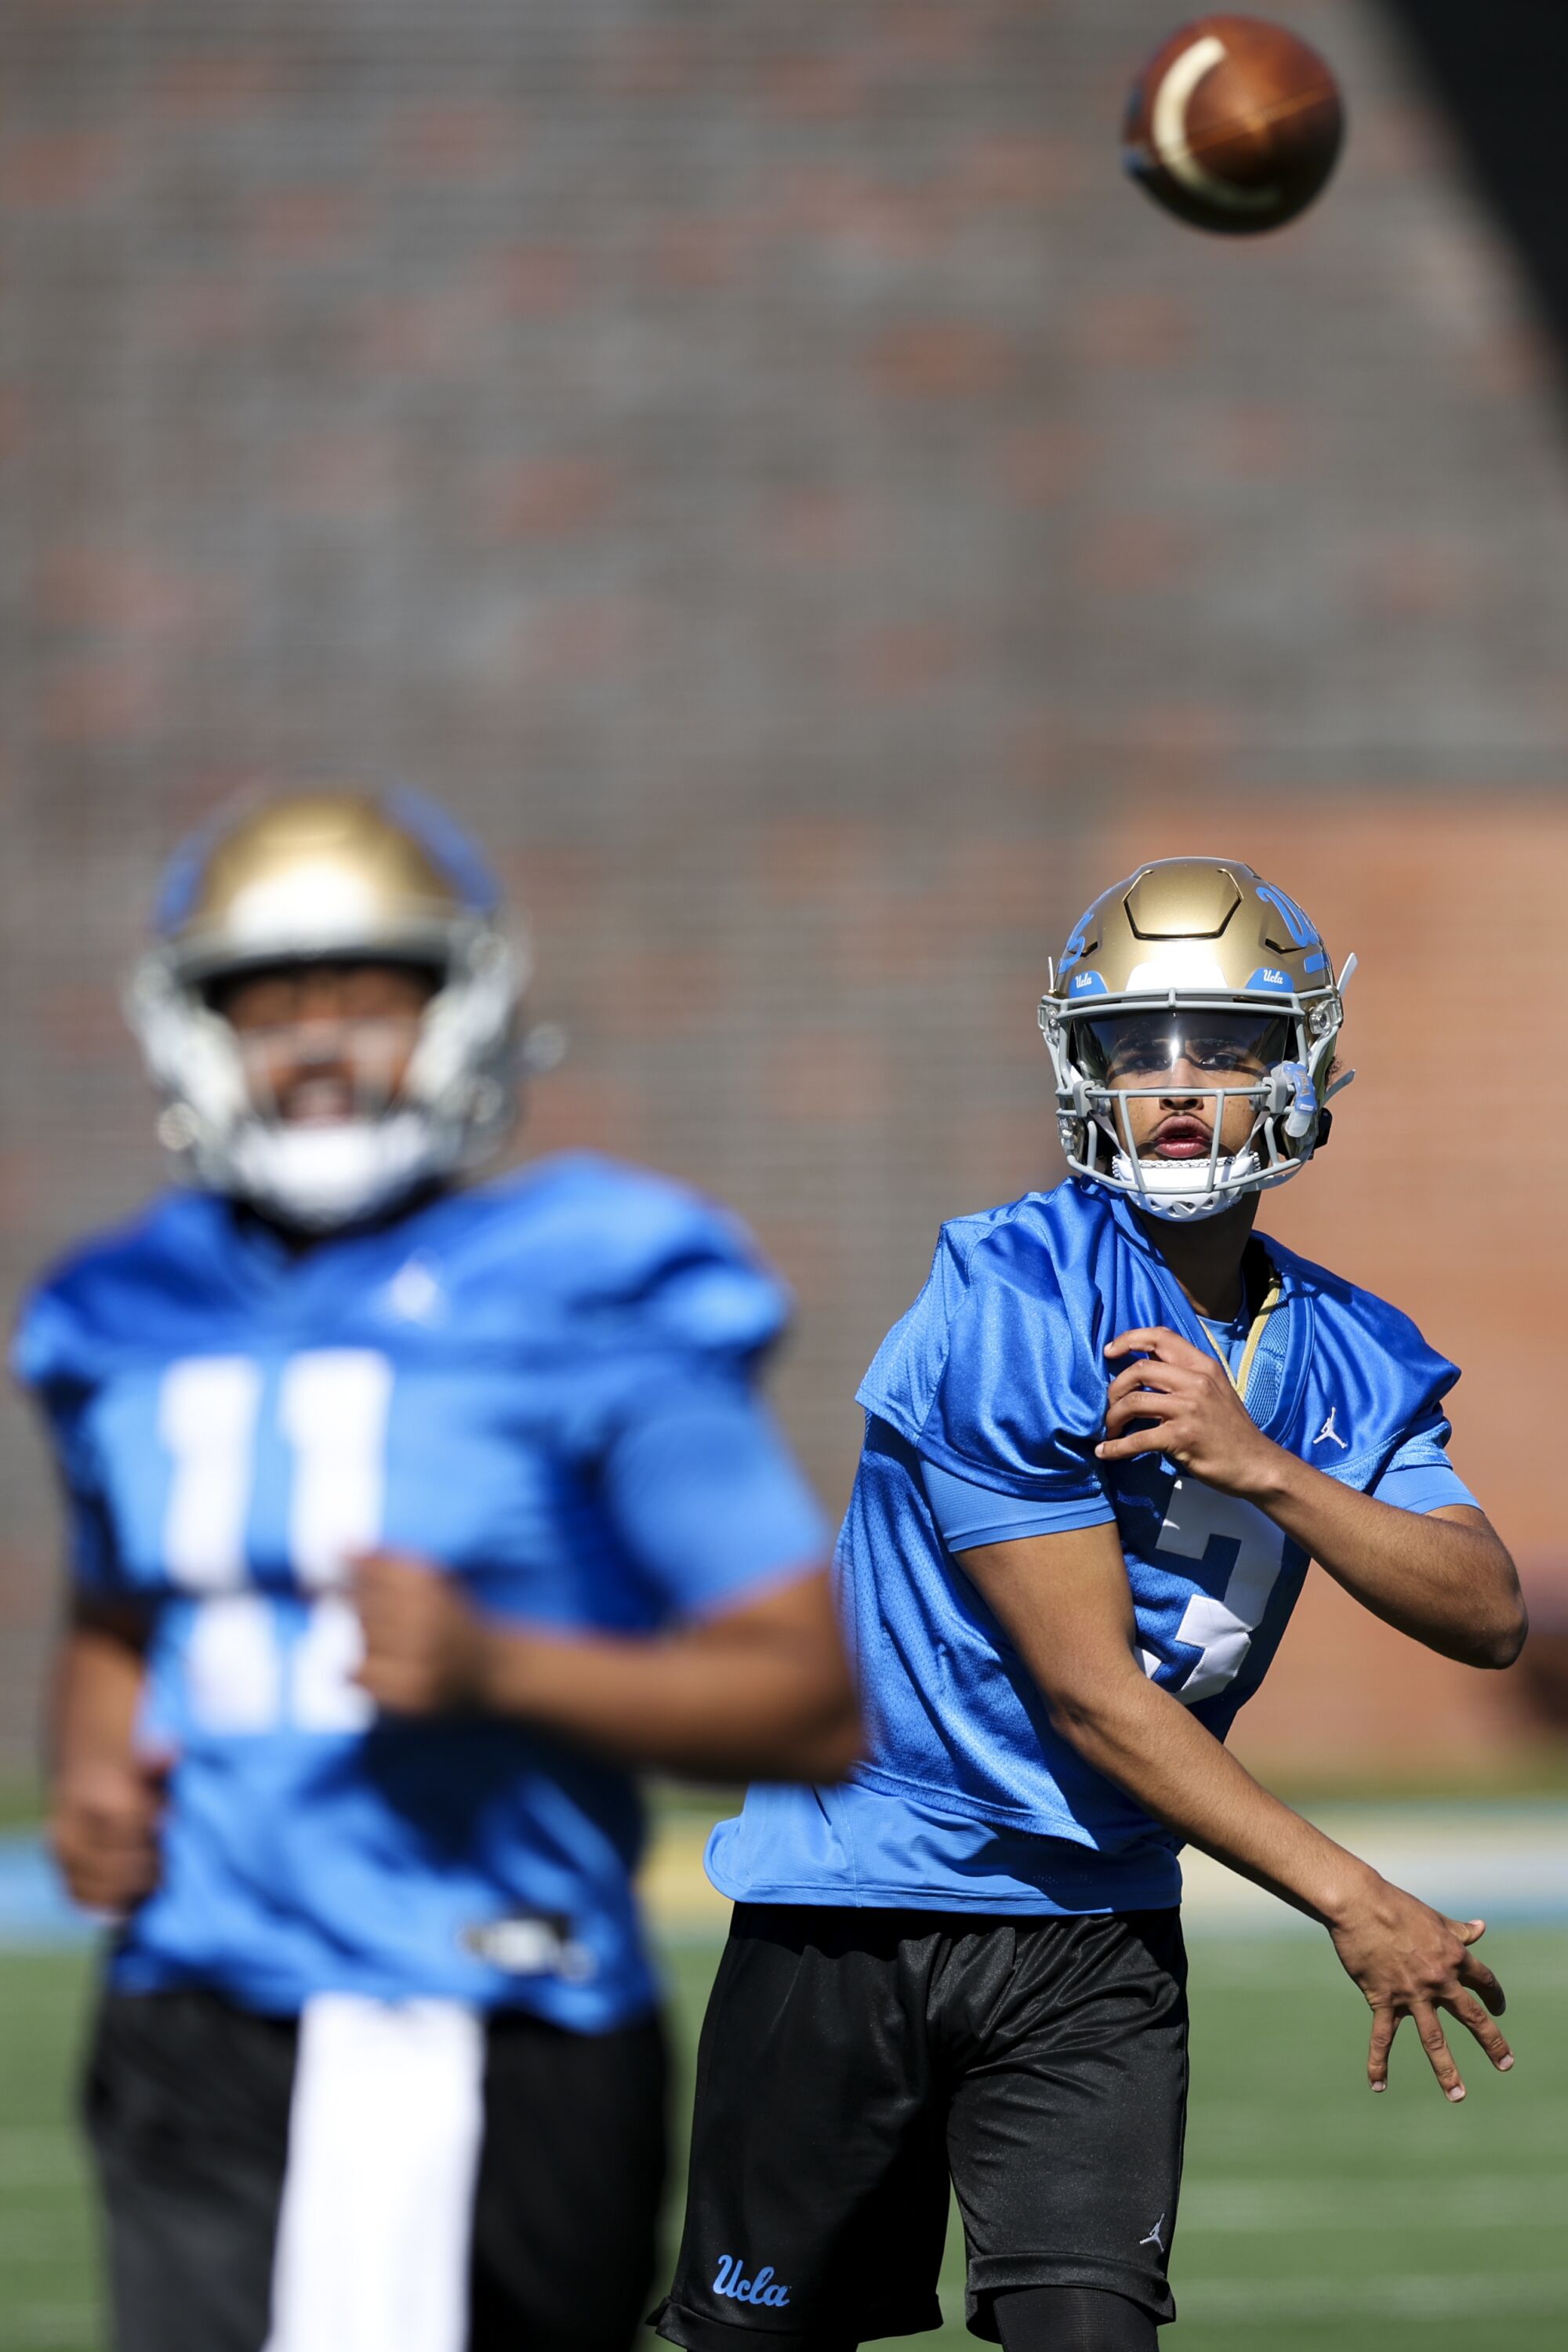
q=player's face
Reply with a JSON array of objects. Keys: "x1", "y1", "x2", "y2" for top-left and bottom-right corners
[
  {"x1": 209, "y1": 960, "x2": 438, "y2": 1125},
  {"x1": 1078, "y1": 1010, "x2": 1289, "y2": 1162}
]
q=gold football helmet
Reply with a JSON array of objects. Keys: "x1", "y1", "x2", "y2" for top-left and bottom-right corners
[
  {"x1": 126, "y1": 788, "x2": 529, "y2": 1229},
  {"x1": 1037, "y1": 857, "x2": 1354, "y2": 1220}
]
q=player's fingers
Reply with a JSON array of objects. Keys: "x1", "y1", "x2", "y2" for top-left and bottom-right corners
[
  {"x1": 1102, "y1": 1391, "x2": 1178, "y2": 1434},
  {"x1": 81, "y1": 1813, "x2": 160, "y2": 1853},
  {"x1": 1105, "y1": 1362, "x2": 1192, "y2": 1403},
  {"x1": 1413, "y1": 2003, "x2": 1466, "y2": 2102},
  {"x1": 347, "y1": 1566, "x2": 386, "y2": 1618},
  {"x1": 103, "y1": 1849, "x2": 158, "y2": 1898},
  {"x1": 63, "y1": 1868, "x2": 118, "y2": 1911},
  {"x1": 1367, "y1": 2005, "x2": 1396, "y2": 2092},
  {"x1": 1457, "y1": 1948, "x2": 1507, "y2": 2016},
  {"x1": 350, "y1": 1578, "x2": 411, "y2": 1646},
  {"x1": 67, "y1": 1851, "x2": 156, "y2": 1910},
  {"x1": 1104, "y1": 1328, "x2": 1201, "y2": 1365},
  {"x1": 365, "y1": 1673, "x2": 434, "y2": 1717},
  {"x1": 1442, "y1": 1991, "x2": 1513, "y2": 2072},
  {"x1": 1093, "y1": 1433, "x2": 1165, "y2": 1462},
  {"x1": 350, "y1": 1552, "x2": 409, "y2": 1597},
  {"x1": 137, "y1": 1747, "x2": 178, "y2": 1794}
]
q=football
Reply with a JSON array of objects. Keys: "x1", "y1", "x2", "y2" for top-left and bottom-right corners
[{"x1": 1122, "y1": 14, "x2": 1344, "y2": 235}]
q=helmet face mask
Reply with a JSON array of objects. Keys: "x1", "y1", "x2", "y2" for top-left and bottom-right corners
[
  {"x1": 1038, "y1": 860, "x2": 1352, "y2": 1224},
  {"x1": 128, "y1": 791, "x2": 529, "y2": 1232}
]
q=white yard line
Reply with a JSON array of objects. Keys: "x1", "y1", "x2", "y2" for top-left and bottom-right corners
[
  {"x1": 1176, "y1": 2273, "x2": 1568, "y2": 2320},
  {"x1": 1178, "y1": 2176, "x2": 1568, "y2": 2229}
]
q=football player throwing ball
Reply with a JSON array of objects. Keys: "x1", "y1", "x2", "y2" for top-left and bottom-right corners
[
  {"x1": 655, "y1": 858, "x2": 1526, "y2": 2352},
  {"x1": 20, "y1": 788, "x2": 856, "y2": 2352}
]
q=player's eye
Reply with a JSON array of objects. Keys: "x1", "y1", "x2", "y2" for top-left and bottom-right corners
[
  {"x1": 1184, "y1": 1020, "x2": 1290, "y2": 1076},
  {"x1": 1108, "y1": 1044, "x2": 1175, "y2": 1078},
  {"x1": 1080, "y1": 1019, "x2": 1178, "y2": 1080},
  {"x1": 1185, "y1": 1036, "x2": 1250, "y2": 1072}
]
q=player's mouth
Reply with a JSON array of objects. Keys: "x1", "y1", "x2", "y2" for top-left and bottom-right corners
[
  {"x1": 1145, "y1": 1114, "x2": 1213, "y2": 1160},
  {"x1": 276, "y1": 1073, "x2": 360, "y2": 1124}
]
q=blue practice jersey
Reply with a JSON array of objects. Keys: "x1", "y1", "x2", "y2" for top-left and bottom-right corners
[
  {"x1": 15, "y1": 1153, "x2": 826, "y2": 2027},
  {"x1": 710, "y1": 1178, "x2": 1465, "y2": 1915}
]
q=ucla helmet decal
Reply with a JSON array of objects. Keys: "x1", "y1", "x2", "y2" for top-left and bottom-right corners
[
  {"x1": 1038, "y1": 857, "x2": 1355, "y2": 1221},
  {"x1": 126, "y1": 788, "x2": 529, "y2": 1229}
]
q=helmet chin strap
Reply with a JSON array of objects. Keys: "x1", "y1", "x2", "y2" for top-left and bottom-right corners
[{"x1": 1107, "y1": 1143, "x2": 1264, "y2": 1222}]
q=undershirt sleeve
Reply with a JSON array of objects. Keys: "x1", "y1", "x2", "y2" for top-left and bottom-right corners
[
  {"x1": 921, "y1": 1457, "x2": 1116, "y2": 1552},
  {"x1": 601, "y1": 1384, "x2": 829, "y2": 1621},
  {"x1": 1370, "y1": 1417, "x2": 1478, "y2": 1516}
]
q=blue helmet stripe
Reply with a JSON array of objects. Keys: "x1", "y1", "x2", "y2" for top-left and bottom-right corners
[
  {"x1": 1256, "y1": 882, "x2": 1319, "y2": 949},
  {"x1": 153, "y1": 816, "x2": 224, "y2": 935},
  {"x1": 383, "y1": 786, "x2": 502, "y2": 916}
]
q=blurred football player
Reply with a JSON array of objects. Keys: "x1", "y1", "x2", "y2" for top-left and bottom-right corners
[
  {"x1": 17, "y1": 788, "x2": 856, "y2": 2352},
  {"x1": 656, "y1": 858, "x2": 1526, "y2": 2352}
]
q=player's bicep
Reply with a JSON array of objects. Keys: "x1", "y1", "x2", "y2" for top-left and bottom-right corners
[{"x1": 956, "y1": 1520, "x2": 1144, "y2": 1706}]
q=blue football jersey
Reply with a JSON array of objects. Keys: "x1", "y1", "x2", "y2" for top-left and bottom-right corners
[
  {"x1": 15, "y1": 1152, "x2": 826, "y2": 2026},
  {"x1": 709, "y1": 1178, "x2": 1462, "y2": 1915}
]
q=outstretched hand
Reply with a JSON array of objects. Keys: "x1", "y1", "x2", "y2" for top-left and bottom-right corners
[
  {"x1": 1098, "y1": 1327, "x2": 1283, "y2": 1498},
  {"x1": 1328, "y1": 1882, "x2": 1512, "y2": 2101}
]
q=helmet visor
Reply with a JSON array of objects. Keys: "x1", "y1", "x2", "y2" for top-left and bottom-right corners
[{"x1": 1076, "y1": 1009, "x2": 1291, "y2": 1088}]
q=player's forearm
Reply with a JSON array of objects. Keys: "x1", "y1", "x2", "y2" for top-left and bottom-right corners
[
  {"x1": 1047, "y1": 1664, "x2": 1378, "y2": 1926},
  {"x1": 1240, "y1": 1456, "x2": 1525, "y2": 1667},
  {"x1": 47, "y1": 1607, "x2": 150, "y2": 1781},
  {"x1": 473, "y1": 1621, "x2": 862, "y2": 1783},
  {"x1": 46, "y1": 1606, "x2": 165, "y2": 1915}
]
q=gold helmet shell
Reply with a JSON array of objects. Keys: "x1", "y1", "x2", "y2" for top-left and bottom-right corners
[
  {"x1": 1039, "y1": 857, "x2": 1352, "y2": 1220},
  {"x1": 155, "y1": 788, "x2": 498, "y2": 982},
  {"x1": 1047, "y1": 856, "x2": 1333, "y2": 1008}
]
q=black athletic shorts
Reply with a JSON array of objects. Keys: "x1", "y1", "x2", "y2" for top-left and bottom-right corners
[
  {"x1": 84, "y1": 1984, "x2": 668, "y2": 2352},
  {"x1": 653, "y1": 1904, "x2": 1188, "y2": 2349}
]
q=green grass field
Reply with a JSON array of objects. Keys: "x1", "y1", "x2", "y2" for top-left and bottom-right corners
[{"x1": 4, "y1": 1927, "x2": 1565, "y2": 2352}]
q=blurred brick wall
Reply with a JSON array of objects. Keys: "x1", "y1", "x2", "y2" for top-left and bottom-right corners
[{"x1": 3, "y1": 0, "x2": 1567, "y2": 1766}]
